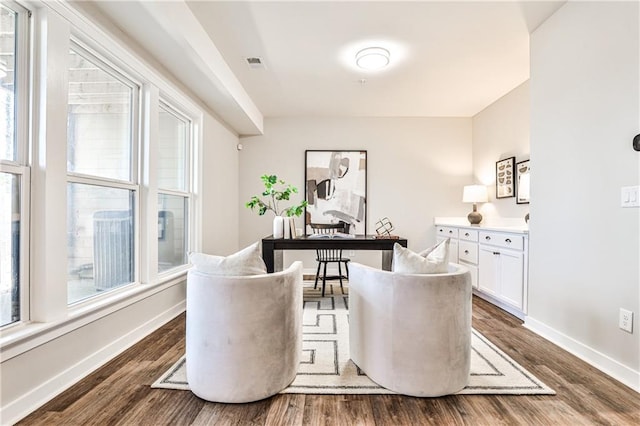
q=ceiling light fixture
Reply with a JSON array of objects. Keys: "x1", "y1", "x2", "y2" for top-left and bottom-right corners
[{"x1": 355, "y1": 47, "x2": 390, "y2": 70}]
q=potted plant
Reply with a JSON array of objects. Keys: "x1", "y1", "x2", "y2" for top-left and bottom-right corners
[{"x1": 245, "y1": 174, "x2": 307, "y2": 238}]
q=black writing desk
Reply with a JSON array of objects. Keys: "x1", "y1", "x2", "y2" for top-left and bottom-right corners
[{"x1": 261, "y1": 235, "x2": 408, "y2": 273}]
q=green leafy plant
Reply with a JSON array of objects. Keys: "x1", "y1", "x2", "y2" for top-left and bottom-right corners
[{"x1": 245, "y1": 174, "x2": 308, "y2": 217}]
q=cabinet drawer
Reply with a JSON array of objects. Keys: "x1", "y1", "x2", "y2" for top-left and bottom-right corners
[
  {"x1": 458, "y1": 241, "x2": 478, "y2": 264},
  {"x1": 459, "y1": 229, "x2": 478, "y2": 242},
  {"x1": 479, "y1": 231, "x2": 524, "y2": 251},
  {"x1": 436, "y1": 226, "x2": 458, "y2": 239}
]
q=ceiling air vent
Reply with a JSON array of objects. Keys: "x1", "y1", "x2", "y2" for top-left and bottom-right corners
[{"x1": 244, "y1": 57, "x2": 266, "y2": 70}]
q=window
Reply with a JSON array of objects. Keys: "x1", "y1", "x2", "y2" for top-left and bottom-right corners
[
  {"x1": 0, "y1": 171, "x2": 21, "y2": 326},
  {"x1": 157, "y1": 102, "x2": 191, "y2": 273},
  {"x1": 1, "y1": 4, "x2": 17, "y2": 163},
  {"x1": 66, "y1": 43, "x2": 139, "y2": 304},
  {"x1": 1, "y1": 1, "x2": 29, "y2": 328}
]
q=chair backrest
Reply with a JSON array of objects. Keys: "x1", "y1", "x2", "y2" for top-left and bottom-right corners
[
  {"x1": 310, "y1": 222, "x2": 348, "y2": 261},
  {"x1": 309, "y1": 222, "x2": 347, "y2": 234}
]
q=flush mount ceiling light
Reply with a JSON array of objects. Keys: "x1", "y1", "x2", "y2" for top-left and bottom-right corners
[{"x1": 355, "y1": 47, "x2": 390, "y2": 70}]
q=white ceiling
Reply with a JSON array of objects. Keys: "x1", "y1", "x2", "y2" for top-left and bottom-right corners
[{"x1": 77, "y1": 1, "x2": 565, "y2": 135}]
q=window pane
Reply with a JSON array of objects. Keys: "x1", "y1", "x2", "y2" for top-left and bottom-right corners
[
  {"x1": 158, "y1": 194, "x2": 187, "y2": 272},
  {"x1": 158, "y1": 105, "x2": 188, "y2": 191},
  {"x1": 67, "y1": 48, "x2": 132, "y2": 181},
  {"x1": 0, "y1": 172, "x2": 20, "y2": 326},
  {"x1": 68, "y1": 183, "x2": 134, "y2": 304},
  {"x1": 0, "y1": 5, "x2": 16, "y2": 162}
]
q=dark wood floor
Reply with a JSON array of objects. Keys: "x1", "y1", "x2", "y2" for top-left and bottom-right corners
[{"x1": 18, "y1": 296, "x2": 640, "y2": 425}]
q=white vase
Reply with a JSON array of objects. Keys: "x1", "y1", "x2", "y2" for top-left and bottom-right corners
[{"x1": 273, "y1": 216, "x2": 285, "y2": 239}]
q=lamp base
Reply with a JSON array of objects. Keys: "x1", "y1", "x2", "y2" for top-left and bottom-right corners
[{"x1": 467, "y1": 210, "x2": 483, "y2": 225}]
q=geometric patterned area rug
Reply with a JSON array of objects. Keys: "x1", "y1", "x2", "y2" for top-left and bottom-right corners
[{"x1": 152, "y1": 281, "x2": 555, "y2": 395}]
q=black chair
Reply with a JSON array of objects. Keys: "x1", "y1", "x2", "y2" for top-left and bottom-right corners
[{"x1": 310, "y1": 222, "x2": 351, "y2": 297}]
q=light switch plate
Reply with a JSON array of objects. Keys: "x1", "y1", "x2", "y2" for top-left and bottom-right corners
[{"x1": 621, "y1": 186, "x2": 640, "y2": 208}]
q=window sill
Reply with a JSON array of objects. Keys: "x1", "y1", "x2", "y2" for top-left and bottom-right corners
[{"x1": 0, "y1": 272, "x2": 187, "y2": 362}]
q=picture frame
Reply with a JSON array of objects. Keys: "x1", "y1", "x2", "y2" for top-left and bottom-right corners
[
  {"x1": 495, "y1": 157, "x2": 515, "y2": 199},
  {"x1": 304, "y1": 150, "x2": 367, "y2": 235},
  {"x1": 516, "y1": 159, "x2": 530, "y2": 204}
]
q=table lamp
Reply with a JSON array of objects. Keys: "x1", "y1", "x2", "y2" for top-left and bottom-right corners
[{"x1": 463, "y1": 185, "x2": 488, "y2": 225}]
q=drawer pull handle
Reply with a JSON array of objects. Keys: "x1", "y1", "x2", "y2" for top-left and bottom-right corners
[
  {"x1": 449, "y1": 230, "x2": 453, "y2": 234},
  {"x1": 485, "y1": 236, "x2": 491, "y2": 241},
  {"x1": 464, "y1": 232, "x2": 470, "y2": 237},
  {"x1": 464, "y1": 250, "x2": 469, "y2": 254},
  {"x1": 505, "y1": 238, "x2": 512, "y2": 243},
  {"x1": 493, "y1": 251, "x2": 500, "y2": 255}
]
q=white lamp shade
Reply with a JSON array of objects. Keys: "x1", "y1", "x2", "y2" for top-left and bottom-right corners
[{"x1": 463, "y1": 185, "x2": 488, "y2": 203}]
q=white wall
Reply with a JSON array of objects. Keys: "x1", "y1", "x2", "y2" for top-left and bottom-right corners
[
  {"x1": 472, "y1": 81, "x2": 530, "y2": 221},
  {"x1": 239, "y1": 117, "x2": 472, "y2": 270},
  {"x1": 200, "y1": 114, "x2": 241, "y2": 255},
  {"x1": 527, "y1": 1, "x2": 639, "y2": 390}
]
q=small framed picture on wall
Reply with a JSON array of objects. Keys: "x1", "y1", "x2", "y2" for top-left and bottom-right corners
[
  {"x1": 495, "y1": 157, "x2": 515, "y2": 199},
  {"x1": 516, "y1": 160, "x2": 530, "y2": 204}
]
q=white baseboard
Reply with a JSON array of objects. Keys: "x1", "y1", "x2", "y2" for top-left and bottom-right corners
[
  {"x1": 2, "y1": 301, "x2": 185, "y2": 425},
  {"x1": 524, "y1": 316, "x2": 640, "y2": 392}
]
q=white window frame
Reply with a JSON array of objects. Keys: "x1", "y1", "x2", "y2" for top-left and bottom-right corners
[
  {"x1": 0, "y1": 0, "x2": 31, "y2": 329},
  {"x1": 66, "y1": 39, "x2": 140, "y2": 185},
  {"x1": 156, "y1": 98, "x2": 194, "y2": 276},
  {"x1": 65, "y1": 38, "x2": 142, "y2": 305},
  {"x1": 0, "y1": 0, "x2": 203, "y2": 360},
  {"x1": 0, "y1": 164, "x2": 30, "y2": 329}
]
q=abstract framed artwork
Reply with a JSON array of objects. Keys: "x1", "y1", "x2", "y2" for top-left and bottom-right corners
[
  {"x1": 304, "y1": 150, "x2": 367, "y2": 235},
  {"x1": 495, "y1": 156, "x2": 515, "y2": 199},
  {"x1": 516, "y1": 159, "x2": 530, "y2": 204}
]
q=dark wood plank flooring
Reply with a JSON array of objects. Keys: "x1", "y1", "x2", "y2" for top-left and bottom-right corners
[{"x1": 18, "y1": 296, "x2": 640, "y2": 425}]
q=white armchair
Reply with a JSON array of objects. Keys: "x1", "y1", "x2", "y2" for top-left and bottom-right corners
[
  {"x1": 349, "y1": 262, "x2": 472, "y2": 397},
  {"x1": 186, "y1": 261, "x2": 303, "y2": 403}
]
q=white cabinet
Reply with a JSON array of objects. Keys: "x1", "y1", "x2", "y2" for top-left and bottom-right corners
[
  {"x1": 436, "y1": 226, "x2": 459, "y2": 263},
  {"x1": 437, "y1": 236, "x2": 459, "y2": 263},
  {"x1": 478, "y1": 244, "x2": 524, "y2": 310},
  {"x1": 435, "y1": 222, "x2": 528, "y2": 319},
  {"x1": 478, "y1": 245, "x2": 499, "y2": 296},
  {"x1": 499, "y1": 249, "x2": 525, "y2": 309}
]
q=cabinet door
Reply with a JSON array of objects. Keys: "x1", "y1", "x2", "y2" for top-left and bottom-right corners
[
  {"x1": 437, "y1": 236, "x2": 459, "y2": 263},
  {"x1": 465, "y1": 263, "x2": 478, "y2": 289},
  {"x1": 478, "y1": 246, "x2": 499, "y2": 296},
  {"x1": 498, "y1": 249, "x2": 524, "y2": 310}
]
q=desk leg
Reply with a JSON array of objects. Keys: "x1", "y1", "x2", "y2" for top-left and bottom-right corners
[
  {"x1": 262, "y1": 239, "x2": 275, "y2": 273},
  {"x1": 382, "y1": 250, "x2": 393, "y2": 271}
]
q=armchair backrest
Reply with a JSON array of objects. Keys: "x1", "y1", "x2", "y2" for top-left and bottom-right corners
[
  {"x1": 348, "y1": 262, "x2": 472, "y2": 397},
  {"x1": 186, "y1": 261, "x2": 303, "y2": 403}
]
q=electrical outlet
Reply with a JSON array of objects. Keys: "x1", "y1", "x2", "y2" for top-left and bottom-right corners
[{"x1": 619, "y1": 309, "x2": 634, "y2": 333}]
